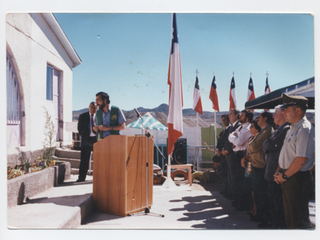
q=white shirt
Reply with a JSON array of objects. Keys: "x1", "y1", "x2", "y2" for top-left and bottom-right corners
[
  {"x1": 228, "y1": 122, "x2": 252, "y2": 151},
  {"x1": 89, "y1": 112, "x2": 96, "y2": 137}
]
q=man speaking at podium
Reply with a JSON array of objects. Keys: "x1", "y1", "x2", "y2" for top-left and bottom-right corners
[{"x1": 93, "y1": 92, "x2": 126, "y2": 139}]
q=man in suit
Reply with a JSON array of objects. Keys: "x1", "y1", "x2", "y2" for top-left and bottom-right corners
[
  {"x1": 77, "y1": 102, "x2": 97, "y2": 182},
  {"x1": 222, "y1": 109, "x2": 241, "y2": 200},
  {"x1": 263, "y1": 105, "x2": 290, "y2": 228},
  {"x1": 227, "y1": 109, "x2": 253, "y2": 210}
]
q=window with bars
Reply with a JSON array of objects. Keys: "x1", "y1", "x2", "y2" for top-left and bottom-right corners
[{"x1": 6, "y1": 54, "x2": 21, "y2": 125}]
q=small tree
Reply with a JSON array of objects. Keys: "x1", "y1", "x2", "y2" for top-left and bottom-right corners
[{"x1": 42, "y1": 108, "x2": 56, "y2": 164}]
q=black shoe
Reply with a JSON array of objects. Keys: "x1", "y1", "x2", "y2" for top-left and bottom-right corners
[{"x1": 76, "y1": 179, "x2": 85, "y2": 182}]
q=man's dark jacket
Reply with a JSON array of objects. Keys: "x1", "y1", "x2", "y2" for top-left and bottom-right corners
[
  {"x1": 223, "y1": 120, "x2": 241, "y2": 154},
  {"x1": 78, "y1": 111, "x2": 95, "y2": 148},
  {"x1": 263, "y1": 122, "x2": 290, "y2": 181}
]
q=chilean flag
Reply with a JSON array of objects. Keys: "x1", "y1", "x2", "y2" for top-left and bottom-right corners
[
  {"x1": 247, "y1": 77, "x2": 255, "y2": 112},
  {"x1": 193, "y1": 77, "x2": 203, "y2": 115},
  {"x1": 264, "y1": 76, "x2": 271, "y2": 111},
  {"x1": 209, "y1": 75, "x2": 220, "y2": 112},
  {"x1": 167, "y1": 13, "x2": 183, "y2": 155},
  {"x1": 265, "y1": 76, "x2": 271, "y2": 95},
  {"x1": 229, "y1": 76, "x2": 237, "y2": 110}
]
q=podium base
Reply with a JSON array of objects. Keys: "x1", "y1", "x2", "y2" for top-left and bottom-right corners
[{"x1": 161, "y1": 177, "x2": 178, "y2": 189}]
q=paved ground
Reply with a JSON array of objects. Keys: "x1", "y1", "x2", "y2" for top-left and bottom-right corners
[
  {"x1": 79, "y1": 179, "x2": 259, "y2": 229},
  {"x1": 5, "y1": 174, "x2": 317, "y2": 240}
]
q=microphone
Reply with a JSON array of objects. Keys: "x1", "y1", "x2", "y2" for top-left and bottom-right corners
[{"x1": 134, "y1": 108, "x2": 142, "y2": 118}]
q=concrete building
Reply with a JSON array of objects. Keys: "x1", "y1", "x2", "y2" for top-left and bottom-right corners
[{"x1": 6, "y1": 13, "x2": 81, "y2": 164}]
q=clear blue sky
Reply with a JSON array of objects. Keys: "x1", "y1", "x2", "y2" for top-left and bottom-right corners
[{"x1": 54, "y1": 13, "x2": 314, "y2": 112}]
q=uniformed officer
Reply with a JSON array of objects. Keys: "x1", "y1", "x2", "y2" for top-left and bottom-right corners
[{"x1": 274, "y1": 93, "x2": 315, "y2": 229}]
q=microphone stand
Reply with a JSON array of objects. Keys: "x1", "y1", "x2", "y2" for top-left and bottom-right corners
[{"x1": 128, "y1": 109, "x2": 165, "y2": 218}]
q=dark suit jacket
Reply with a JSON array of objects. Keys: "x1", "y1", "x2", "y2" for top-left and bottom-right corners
[
  {"x1": 216, "y1": 126, "x2": 230, "y2": 152},
  {"x1": 224, "y1": 120, "x2": 241, "y2": 154},
  {"x1": 78, "y1": 111, "x2": 96, "y2": 147},
  {"x1": 263, "y1": 122, "x2": 290, "y2": 181}
]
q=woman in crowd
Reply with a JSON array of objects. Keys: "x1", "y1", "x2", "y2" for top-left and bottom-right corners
[
  {"x1": 246, "y1": 111, "x2": 274, "y2": 228},
  {"x1": 241, "y1": 118, "x2": 261, "y2": 214}
]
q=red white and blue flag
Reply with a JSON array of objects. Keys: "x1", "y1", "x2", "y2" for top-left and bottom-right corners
[
  {"x1": 265, "y1": 76, "x2": 271, "y2": 95},
  {"x1": 209, "y1": 75, "x2": 220, "y2": 112},
  {"x1": 167, "y1": 13, "x2": 183, "y2": 155},
  {"x1": 264, "y1": 76, "x2": 271, "y2": 111},
  {"x1": 247, "y1": 77, "x2": 255, "y2": 112},
  {"x1": 193, "y1": 77, "x2": 203, "y2": 115},
  {"x1": 229, "y1": 76, "x2": 237, "y2": 110}
]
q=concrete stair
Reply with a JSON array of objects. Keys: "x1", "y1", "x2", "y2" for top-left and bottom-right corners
[{"x1": 55, "y1": 148, "x2": 93, "y2": 175}]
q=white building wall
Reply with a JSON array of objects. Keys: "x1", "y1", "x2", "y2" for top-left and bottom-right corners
[{"x1": 6, "y1": 13, "x2": 75, "y2": 153}]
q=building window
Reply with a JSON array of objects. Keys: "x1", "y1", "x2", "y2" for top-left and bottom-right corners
[
  {"x1": 46, "y1": 65, "x2": 53, "y2": 100},
  {"x1": 7, "y1": 54, "x2": 21, "y2": 125}
]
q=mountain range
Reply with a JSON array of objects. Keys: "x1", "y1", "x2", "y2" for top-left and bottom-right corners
[
  {"x1": 72, "y1": 103, "x2": 315, "y2": 128},
  {"x1": 72, "y1": 103, "x2": 227, "y2": 127}
]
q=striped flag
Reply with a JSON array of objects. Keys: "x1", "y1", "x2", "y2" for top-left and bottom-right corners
[
  {"x1": 229, "y1": 76, "x2": 237, "y2": 110},
  {"x1": 193, "y1": 77, "x2": 203, "y2": 115},
  {"x1": 247, "y1": 77, "x2": 255, "y2": 112},
  {"x1": 265, "y1": 76, "x2": 271, "y2": 95},
  {"x1": 209, "y1": 75, "x2": 220, "y2": 112},
  {"x1": 264, "y1": 76, "x2": 271, "y2": 110},
  {"x1": 167, "y1": 13, "x2": 183, "y2": 155}
]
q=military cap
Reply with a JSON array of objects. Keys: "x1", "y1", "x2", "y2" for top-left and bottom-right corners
[{"x1": 281, "y1": 93, "x2": 308, "y2": 108}]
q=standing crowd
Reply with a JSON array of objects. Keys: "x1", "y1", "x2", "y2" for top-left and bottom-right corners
[{"x1": 209, "y1": 93, "x2": 315, "y2": 229}]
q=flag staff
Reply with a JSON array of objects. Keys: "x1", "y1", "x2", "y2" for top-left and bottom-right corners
[
  {"x1": 213, "y1": 71, "x2": 217, "y2": 148},
  {"x1": 196, "y1": 69, "x2": 200, "y2": 148}
]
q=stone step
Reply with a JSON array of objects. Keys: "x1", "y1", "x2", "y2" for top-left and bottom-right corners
[
  {"x1": 71, "y1": 168, "x2": 93, "y2": 176},
  {"x1": 56, "y1": 158, "x2": 94, "y2": 169},
  {"x1": 56, "y1": 157, "x2": 81, "y2": 169},
  {"x1": 8, "y1": 175, "x2": 93, "y2": 229},
  {"x1": 55, "y1": 148, "x2": 81, "y2": 159}
]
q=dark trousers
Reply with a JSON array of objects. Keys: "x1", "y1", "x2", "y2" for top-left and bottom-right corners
[
  {"x1": 281, "y1": 171, "x2": 313, "y2": 229},
  {"x1": 267, "y1": 180, "x2": 286, "y2": 227},
  {"x1": 78, "y1": 136, "x2": 96, "y2": 180},
  {"x1": 219, "y1": 155, "x2": 230, "y2": 194},
  {"x1": 227, "y1": 151, "x2": 245, "y2": 204},
  {"x1": 251, "y1": 166, "x2": 268, "y2": 220}
]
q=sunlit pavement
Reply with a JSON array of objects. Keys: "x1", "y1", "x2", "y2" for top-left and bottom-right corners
[{"x1": 79, "y1": 180, "x2": 260, "y2": 229}]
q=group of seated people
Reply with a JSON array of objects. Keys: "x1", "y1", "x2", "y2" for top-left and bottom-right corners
[{"x1": 205, "y1": 94, "x2": 315, "y2": 229}]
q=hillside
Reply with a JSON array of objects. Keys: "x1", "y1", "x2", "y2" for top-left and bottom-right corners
[{"x1": 72, "y1": 103, "x2": 315, "y2": 127}]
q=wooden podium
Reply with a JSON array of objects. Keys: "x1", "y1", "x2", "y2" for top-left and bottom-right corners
[{"x1": 92, "y1": 135, "x2": 153, "y2": 216}]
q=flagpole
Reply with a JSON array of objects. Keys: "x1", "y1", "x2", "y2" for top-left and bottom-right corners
[
  {"x1": 213, "y1": 71, "x2": 217, "y2": 147},
  {"x1": 214, "y1": 110, "x2": 217, "y2": 147},
  {"x1": 197, "y1": 112, "x2": 199, "y2": 146},
  {"x1": 162, "y1": 13, "x2": 181, "y2": 189},
  {"x1": 196, "y1": 69, "x2": 199, "y2": 148}
]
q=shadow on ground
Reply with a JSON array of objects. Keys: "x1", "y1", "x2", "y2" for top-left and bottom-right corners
[{"x1": 169, "y1": 182, "x2": 257, "y2": 229}]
